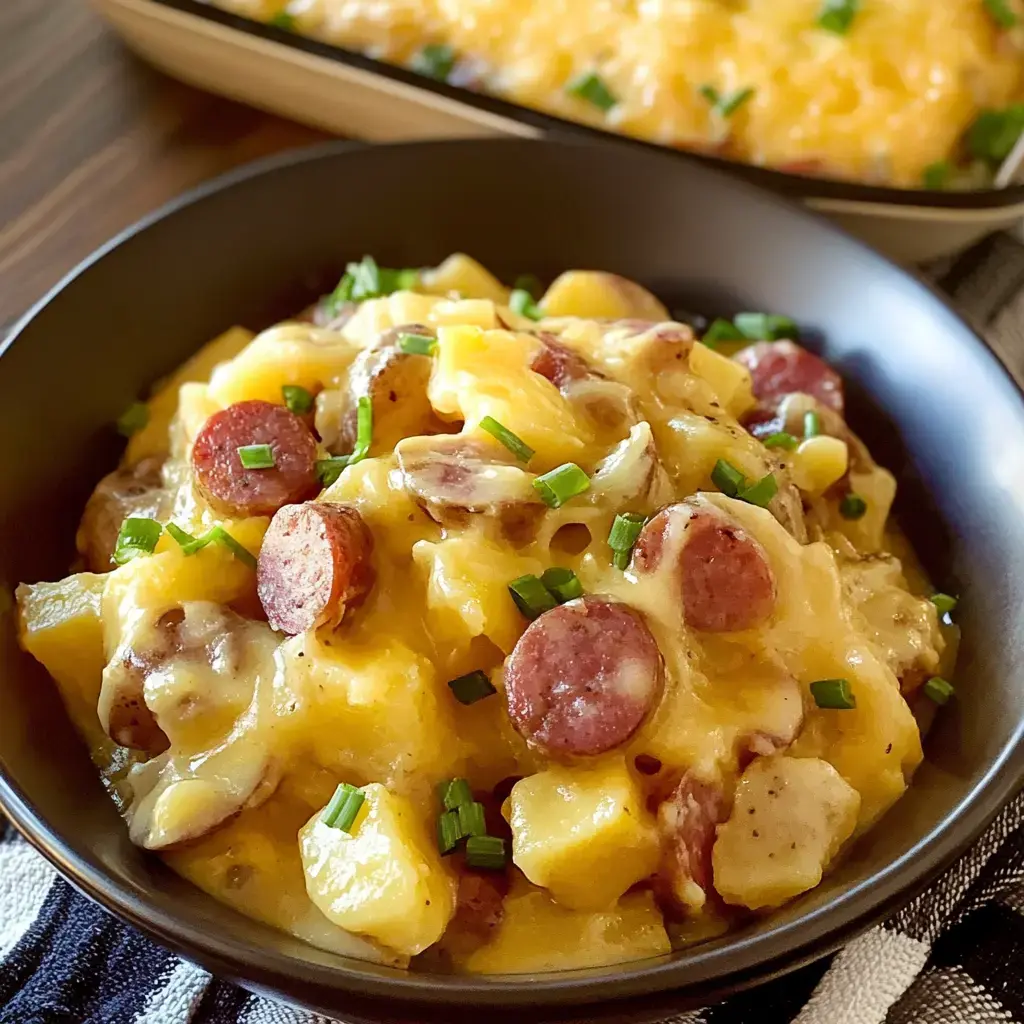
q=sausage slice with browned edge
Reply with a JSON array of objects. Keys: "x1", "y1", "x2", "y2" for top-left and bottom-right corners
[
  {"x1": 257, "y1": 502, "x2": 375, "y2": 634},
  {"x1": 633, "y1": 501, "x2": 777, "y2": 632},
  {"x1": 504, "y1": 596, "x2": 663, "y2": 758},
  {"x1": 192, "y1": 400, "x2": 319, "y2": 518},
  {"x1": 734, "y1": 340, "x2": 844, "y2": 416}
]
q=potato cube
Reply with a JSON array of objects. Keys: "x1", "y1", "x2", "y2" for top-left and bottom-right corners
[
  {"x1": 509, "y1": 760, "x2": 660, "y2": 910},
  {"x1": 713, "y1": 755, "x2": 860, "y2": 909},
  {"x1": 299, "y1": 783, "x2": 456, "y2": 956},
  {"x1": 540, "y1": 271, "x2": 669, "y2": 321},
  {"x1": 420, "y1": 253, "x2": 510, "y2": 303}
]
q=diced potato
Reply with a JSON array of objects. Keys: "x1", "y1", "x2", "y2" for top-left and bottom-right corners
[
  {"x1": 508, "y1": 760, "x2": 660, "y2": 910},
  {"x1": 688, "y1": 342, "x2": 756, "y2": 419},
  {"x1": 657, "y1": 411, "x2": 768, "y2": 498},
  {"x1": 299, "y1": 783, "x2": 456, "y2": 956},
  {"x1": 791, "y1": 436, "x2": 849, "y2": 494},
  {"x1": 540, "y1": 271, "x2": 669, "y2": 321},
  {"x1": 712, "y1": 756, "x2": 860, "y2": 909},
  {"x1": 172, "y1": 382, "x2": 222, "y2": 454},
  {"x1": 462, "y1": 886, "x2": 670, "y2": 973},
  {"x1": 430, "y1": 298, "x2": 497, "y2": 329},
  {"x1": 207, "y1": 324, "x2": 357, "y2": 406},
  {"x1": 126, "y1": 326, "x2": 254, "y2": 463},
  {"x1": 430, "y1": 326, "x2": 594, "y2": 467},
  {"x1": 420, "y1": 253, "x2": 510, "y2": 304}
]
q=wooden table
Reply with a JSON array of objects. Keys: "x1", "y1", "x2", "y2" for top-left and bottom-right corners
[{"x1": 0, "y1": 0, "x2": 328, "y2": 333}]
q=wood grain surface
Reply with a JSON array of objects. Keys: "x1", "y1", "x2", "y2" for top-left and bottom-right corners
[{"x1": 0, "y1": 0, "x2": 327, "y2": 332}]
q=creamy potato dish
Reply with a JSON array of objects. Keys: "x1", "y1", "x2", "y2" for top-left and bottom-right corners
[
  {"x1": 207, "y1": 0, "x2": 1024, "y2": 188},
  {"x1": 17, "y1": 255, "x2": 959, "y2": 972}
]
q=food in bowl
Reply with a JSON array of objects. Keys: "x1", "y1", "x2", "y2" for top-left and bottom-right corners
[
  {"x1": 208, "y1": 0, "x2": 1024, "y2": 188},
  {"x1": 16, "y1": 253, "x2": 959, "y2": 972}
]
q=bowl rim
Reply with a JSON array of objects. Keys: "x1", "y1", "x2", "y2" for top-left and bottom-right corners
[
  {"x1": 3, "y1": 137, "x2": 1024, "y2": 1012},
  {"x1": 143, "y1": 0, "x2": 1024, "y2": 211}
]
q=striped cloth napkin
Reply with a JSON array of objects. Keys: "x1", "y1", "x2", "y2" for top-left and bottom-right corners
[{"x1": 3, "y1": 232, "x2": 1024, "y2": 1024}]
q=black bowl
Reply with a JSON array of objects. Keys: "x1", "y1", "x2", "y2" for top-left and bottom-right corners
[{"x1": 1, "y1": 139, "x2": 1023, "y2": 1023}]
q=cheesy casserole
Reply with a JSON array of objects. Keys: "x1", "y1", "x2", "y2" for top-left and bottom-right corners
[{"x1": 17, "y1": 255, "x2": 958, "y2": 972}]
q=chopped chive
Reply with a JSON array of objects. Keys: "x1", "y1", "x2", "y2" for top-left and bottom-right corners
[
  {"x1": 113, "y1": 517, "x2": 162, "y2": 565},
  {"x1": 509, "y1": 288, "x2": 543, "y2": 321},
  {"x1": 316, "y1": 457, "x2": 347, "y2": 487},
  {"x1": 513, "y1": 273, "x2": 543, "y2": 298},
  {"x1": 738, "y1": 472, "x2": 778, "y2": 508},
  {"x1": 116, "y1": 402, "x2": 149, "y2": 438},
  {"x1": 440, "y1": 778, "x2": 473, "y2": 811},
  {"x1": 565, "y1": 70, "x2": 617, "y2": 111},
  {"x1": 817, "y1": 0, "x2": 860, "y2": 34},
  {"x1": 699, "y1": 84, "x2": 720, "y2": 106},
  {"x1": 237, "y1": 444, "x2": 276, "y2": 470},
  {"x1": 325, "y1": 256, "x2": 419, "y2": 315},
  {"x1": 397, "y1": 332, "x2": 437, "y2": 356},
  {"x1": 269, "y1": 10, "x2": 296, "y2": 29},
  {"x1": 321, "y1": 783, "x2": 365, "y2": 832},
  {"x1": 166, "y1": 524, "x2": 256, "y2": 568},
  {"x1": 410, "y1": 43, "x2": 456, "y2": 81},
  {"x1": 479, "y1": 415, "x2": 534, "y2": 463},
  {"x1": 541, "y1": 566, "x2": 584, "y2": 603},
  {"x1": 702, "y1": 318, "x2": 746, "y2": 345},
  {"x1": 734, "y1": 312, "x2": 798, "y2": 341},
  {"x1": 457, "y1": 801, "x2": 487, "y2": 839},
  {"x1": 608, "y1": 511, "x2": 645, "y2": 555},
  {"x1": 702, "y1": 85, "x2": 756, "y2": 118},
  {"x1": 764, "y1": 431, "x2": 799, "y2": 451},
  {"x1": 930, "y1": 593, "x2": 958, "y2": 616},
  {"x1": 923, "y1": 676, "x2": 955, "y2": 706},
  {"x1": 839, "y1": 493, "x2": 867, "y2": 520},
  {"x1": 316, "y1": 395, "x2": 373, "y2": 485},
  {"x1": 437, "y1": 810, "x2": 463, "y2": 855},
  {"x1": 465, "y1": 835, "x2": 507, "y2": 871},
  {"x1": 448, "y1": 670, "x2": 497, "y2": 705},
  {"x1": 804, "y1": 410, "x2": 821, "y2": 439},
  {"x1": 282, "y1": 384, "x2": 314, "y2": 415},
  {"x1": 984, "y1": 0, "x2": 1019, "y2": 28},
  {"x1": 711, "y1": 458, "x2": 747, "y2": 498},
  {"x1": 532, "y1": 463, "x2": 590, "y2": 508},
  {"x1": 164, "y1": 522, "x2": 194, "y2": 548},
  {"x1": 967, "y1": 105, "x2": 1024, "y2": 167},
  {"x1": 509, "y1": 573, "x2": 558, "y2": 620},
  {"x1": 922, "y1": 162, "x2": 952, "y2": 191},
  {"x1": 810, "y1": 678, "x2": 857, "y2": 710}
]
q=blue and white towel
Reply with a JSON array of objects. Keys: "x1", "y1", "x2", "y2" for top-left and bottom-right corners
[{"x1": 4, "y1": 233, "x2": 1024, "y2": 1024}]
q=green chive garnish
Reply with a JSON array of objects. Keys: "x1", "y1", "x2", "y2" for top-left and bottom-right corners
[
  {"x1": 922, "y1": 162, "x2": 952, "y2": 191},
  {"x1": 508, "y1": 574, "x2": 558, "y2": 620},
  {"x1": 930, "y1": 593, "x2": 958, "y2": 616},
  {"x1": 810, "y1": 678, "x2": 857, "y2": 710},
  {"x1": 269, "y1": 10, "x2": 296, "y2": 29},
  {"x1": 532, "y1": 463, "x2": 590, "y2": 508},
  {"x1": 711, "y1": 458, "x2": 747, "y2": 498},
  {"x1": 737, "y1": 472, "x2": 779, "y2": 508},
  {"x1": 164, "y1": 522, "x2": 194, "y2": 548},
  {"x1": 734, "y1": 312, "x2": 799, "y2": 341},
  {"x1": 321, "y1": 783, "x2": 365, "y2": 832},
  {"x1": 702, "y1": 318, "x2": 746, "y2": 345},
  {"x1": 165, "y1": 523, "x2": 256, "y2": 569},
  {"x1": 607, "y1": 512, "x2": 645, "y2": 571},
  {"x1": 479, "y1": 415, "x2": 534, "y2": 463},
  {"x1": 397, "y1": 332, "x2": 437, "y2": 356},
  {"x1": 566, "y1": 70, "x2": 617, "y2": 111},
  {"x1": 437, "y1": 810, "x2": 463, "y2": 855},
  {"x1": 817, "y1": 0, "x2": 859, "y2": 34},
  {"x1": 448, "y1": 670, "x2": 497, "y2": 705},
  {"x1": 702, "y1": 85, "x2": 756, "y2": 118},
  {"x1": 116, "y1": 402, "x2": 149, "y2": 438},
  {"x1": 237, "y1": 444, "x2": 276, "y2": 470},
  {"x1": 513, "y1": 273, "x2": 543, "y2": 298},
  {"x1": 113, "y1": 518, "x2": 162, "y2": 565},
  {"x1": 509, "y1": 288, "x2": 543, "y2": 321},
  {"x1": 839, "y1": 493, "x2": 867, "y2": 520},
  {"x1": 325, "y1": 256, "x2": 418, "y2": 315},
  {"x1": 465, "y1": 835, "x2": 507, "y2": 871},
  {"x1": 411, "y1": 43, "x2": 456, "y2": 81},
  {"x1": 923, "y1": 676, "x2": 955, "y2": 706},
  {"x1": 316, "y1": 395, "x2": 373, "y2": 485},
  {"x1": 967, "y1": 105, "x2": 1024, "y2": 167},
  {"x1": 984, "y1": 0, "x2": 1019, "y2": 28},
  {"x1": 282, "y1": 384, "x2": 314, "y2": 415},
  {"x1": 540, "y1": 566, "x2": 584, "y2": 603},
  {"x1": 804, "y1": 410, "x2": 821, "y2": 439},
  {"x1": 457, "y1": 801, "x2": 487, "y2": 839},
  {"x1": 764, "y1": 432, "x2": 799, "y2": 451},
  {"x1": 440, "y1": 778, "x2": 473, "y2": 811}
]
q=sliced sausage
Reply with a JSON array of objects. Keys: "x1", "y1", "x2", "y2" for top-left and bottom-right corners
[
  {"x1": 734, "y1": 340, "x2": 844, "y2": 416},
  {"x1": 77, "y1": 457, "x2": 167, "y2": 572},
  {"x1": 191, "y1": 400, "x2": 319, "y2": 518},
  {"x1": 257, "y1": 502, "x2": 374, "y2": 635},
  {"x1": 504, "y1": 596, "x2": 664, "y2": 759},
  {"x1": 633, "y1": 501, "x2": 777, "y2": 632},
  {"x1": 653, "y1": 773, "x2": 726, "y2": 916},
  {"x1": 530, "y1": 333, "x2": 595, "y2": 390},
  {"x1": 442, "y1": 869, "x2": 509, "y2": 956}
]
